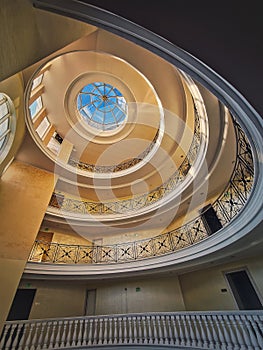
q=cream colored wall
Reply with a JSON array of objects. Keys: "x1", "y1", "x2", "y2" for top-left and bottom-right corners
[
  {"x1": 0, "y1": 160, "x2": 55, "y2": 331},
  {"x1": 94, "y1": 275, "x2": 185, "y2": 315},
  {"x1": 52, "y1": 230, "x2": 92, "y2": 246},
  {"x1": 18, "y1": 280, "x2": 86, "y2": 319},
  {"x1": 179, "y1": 254, "x2": 263, "y2": 311},
  {"x1": 21, "y1": 274, "x2": 184, "y2": 319}
]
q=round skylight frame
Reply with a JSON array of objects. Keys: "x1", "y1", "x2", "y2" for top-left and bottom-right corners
[{"x1": 77, "y1": 82, "x2": 127, "y2": 132}]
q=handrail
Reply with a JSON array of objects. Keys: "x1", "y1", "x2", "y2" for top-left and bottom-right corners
[
  {"x1": 28, "y1": 119, "x2": 254, "y2": 265},
  {"x1": 1, "y1": 311, "x2": 263, "y2": 349}
]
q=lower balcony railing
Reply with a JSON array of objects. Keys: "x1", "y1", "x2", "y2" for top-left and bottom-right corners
[{"x1": 1, "y1": 311, "x2": 263, "y2": 349}]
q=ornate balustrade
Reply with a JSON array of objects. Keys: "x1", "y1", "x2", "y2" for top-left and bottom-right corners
[
  {"x1": 29, "y1": 118, "x2": 254, "y2": 265},
  {"x1": 1, "y1": 311, "x2": 262, "y2": 349}
]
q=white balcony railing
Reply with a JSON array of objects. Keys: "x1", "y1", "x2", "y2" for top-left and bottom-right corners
[{"x1": 1, "y1": 311, "x2": 263, "y2": 349}]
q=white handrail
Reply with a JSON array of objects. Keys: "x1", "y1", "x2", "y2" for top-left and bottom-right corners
[{"x1": 1, "y1": 311, "x2": 262, "y2": 349}]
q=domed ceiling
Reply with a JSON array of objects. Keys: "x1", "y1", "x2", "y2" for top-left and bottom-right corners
[{"x1": 23, "y1": 26, "x2": 238, "y2": 244}]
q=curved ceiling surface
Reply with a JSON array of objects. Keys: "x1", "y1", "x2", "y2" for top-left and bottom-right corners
[{"x1": 20, "y1": 0, "x2": 262, "y2": 277}]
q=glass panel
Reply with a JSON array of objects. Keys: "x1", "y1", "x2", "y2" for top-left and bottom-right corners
[
  {"x1": 0, "y1": 137, "x2": 5, "y2": 150},
  {"x1": 0, "y1": 102, "x2": 8, "y2": 119},
  {"x1": 35, "y1": 116, "x2": 50, "y2": 139},
  {"x1": 77, "y1": 82, "x2": 127, "y2": 131},
  {"x1": 0, "y1": 118, "x2": 9, "y2": 137},
  {"x1": 29, "y1": 96, "x2": 42, "y2": 119},
  {"x1": 31, "y1": 73, "x2": 43, "y2": 90}
]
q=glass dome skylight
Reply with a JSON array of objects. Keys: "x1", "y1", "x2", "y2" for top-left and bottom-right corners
[{"x1": 77, "y1": 82, "x2": 127, "y2": 131}]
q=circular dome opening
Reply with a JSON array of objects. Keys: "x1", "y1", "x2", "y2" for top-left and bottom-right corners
[{"x1": 77, "y1": 82, "x2": 127, "y2": 131}]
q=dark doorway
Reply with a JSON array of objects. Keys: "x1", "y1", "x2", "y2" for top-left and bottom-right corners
[
  {"x1": 7, "y1": 289, "x2": 36, "y2": 321},
  {"x1": 225, "y1": 270, "x2": 263, "y2": 310},
  {"x1": 199, "y1": 204, "x2": 222, "y2": 234},
  {"x1": 85, "y1": 289, "x2": 96, "y2": 315}
]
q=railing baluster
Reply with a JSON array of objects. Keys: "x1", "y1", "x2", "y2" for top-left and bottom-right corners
[
  {"x1": 225, "y1": 314, "x2": 238, "y2": 350},
  {"x1": 176, "y1": 314, "x2": 185, "y2": 346},
  {"x1": 98, "y1": 318, "x2": 103, "y2": 344},
  {"x1": 161, "y1": 315, "x2": 169, "y2": 344},
  {"x1": 186, "y1": 315, "x2": 196, "y2": 347},
  {"x1": 242, "y1": 314, "x2": 260, "y2": 349},
  {"x1": 167, "y1": 315, "x2": 174, "y2": 345},
  {"x1": 19, "y1": 323, "x2": 30, "y2": 350},
  {"x1": 123, "y1": 316, "x2": 128, "y2": 344},
  {"x1": 236, "y1": 314, "x2": 253, "y2": 349},
  {"x1": 29, "y1": 322, "x2": 39, "y2": 350},
  {"x1": 182, "y1": 314, "x2": 190, "y2": 346},
  {"x1": 65, "y1": 319, "x2": 73, "y2": 347},
  {"x1": 60, "y1": 320, "x2": 68, "y2": 348},
  {"x1": 48, "y1": 321, "x2": 56, "y2": 349},
  {"x1": 215, "y1": 315, "x2": 227, "y2": 350},
  {"x1": 197, "y1": 314, "x2": 208, "y2": 348},
  {"x1": 5, "y1": 324, "x2": 16, "y2": 350},
  {"x1": 71, "y1": 319, "x2": 78, "y2": 346},
  {"x1": 171, "y1": 315, "x2": 179, "y2": 346},
  {"x1": 54, "y1": 320, "x2": 62, "y2": 348},
  {"x1": 228, "y1": 315, "x2": 242, "y2": 350},
  {"x1": 103, "y1": 317, "x2": 108, "y2": 345},
  {"x1": 118, "y1": 317, "x2": 123, "y2": 344},
  {"x1": 113, "y1": 317, "x2": 118, "y2": 344},
  {"x1": 141, "y1": 316, "x2": 147, "y2": 344},
  {"x1": 11, "y1": 323, "x2": 23, "y2": 350},
  {"x1": 87, "y1": 318, "x2": 93, "y2": 346},
  {"x1": 218, "y1": 315, "x2": 232, "y2": 349},
  {"x1": 146, "y1": 316, "x2": 153, "y2": 344},
  {"x1": 128, "y1": 316, "x2": 132, "y2": 343},
  {"x1": 233, "y1": 315, "x2": 246, "y2": 350},
  {"x1": 77, "y1": 319, "x2": 83, "y2": 346},
  {"x1": 133, "y1": 316, "x2": 138, "y2": 344},
  {"x1": 0, "y1": 323, "x2": 10, "y2": 349},
  {"x1": 25, "y1": 323, "x2": 34, "y2": 350},
  {"x1": 152, "y1": 315, "x2": 158, "y2": 344},
  {"x1": 107, "y1": 317, "x2": 113, "y2": 345},
  {"x1": 93, "y1": 318, "x2": 98, "y2": 345},
  {"x1": 192, "y1": 315, "x2": 202, "y2": 348},
  {"x1": 252, "y1": 315, "x2": 263, "y2": 347},
  {"x1": 208, "y1": 315, "x2": 220, "y2": 349},
  {"x1": 202, "y1": 314, "x2": 213, "y2": 349}
]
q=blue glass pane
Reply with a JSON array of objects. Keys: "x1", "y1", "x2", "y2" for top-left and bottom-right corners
[
  {"x1": 77, "y1": 82, "x2": 127, "y2": 131},
  {"x1": 29, "y1": 96, "x2": 42, "y2": 119}
]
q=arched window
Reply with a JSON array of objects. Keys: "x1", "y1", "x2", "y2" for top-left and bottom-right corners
[{"x1": 0, "y1": 93, "x2": 16, "y2": 164}]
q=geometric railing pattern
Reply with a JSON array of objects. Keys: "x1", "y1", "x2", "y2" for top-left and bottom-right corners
[
  {"x1": 68, "y1": 129, "x2": 160, "y2": 173},
  {"x1": 1, "y1": 311, "x2": 263, "y2": 349},
  {"x1": 29, "y1": 119, "x2": 254, "y2": 265},
  {"x1": 48, "y1": 105, "x2": 201, "y2": 215}
]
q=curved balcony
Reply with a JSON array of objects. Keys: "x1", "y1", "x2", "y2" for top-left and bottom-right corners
[{"x1": 27, "y1": 117, "x2": 254, "y2": 268}]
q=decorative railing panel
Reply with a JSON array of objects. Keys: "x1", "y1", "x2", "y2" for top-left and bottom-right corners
[
  {"x1": 68, "y1": 130, "x2": 160, "y2": 174},
  {"x1": 1, "y1": 311, "x2": 262, "y2": 349}
]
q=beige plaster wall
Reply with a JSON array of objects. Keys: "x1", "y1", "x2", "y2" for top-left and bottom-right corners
[
  {"x1": 19, "y1": 280, "x2": 87, "y2": 319},
  {"x1": 179, "y1": 254, "x2": 263, "y2": 311},
  {"x1": 0, "y1": 160, "x2": 55, "y2": 330},
  {"x1": 94, "y1": 275, "x2": 185, "y2": 315},
  {"x1": 21, "y1": 274, "x2": 184, "y2": 319}
]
